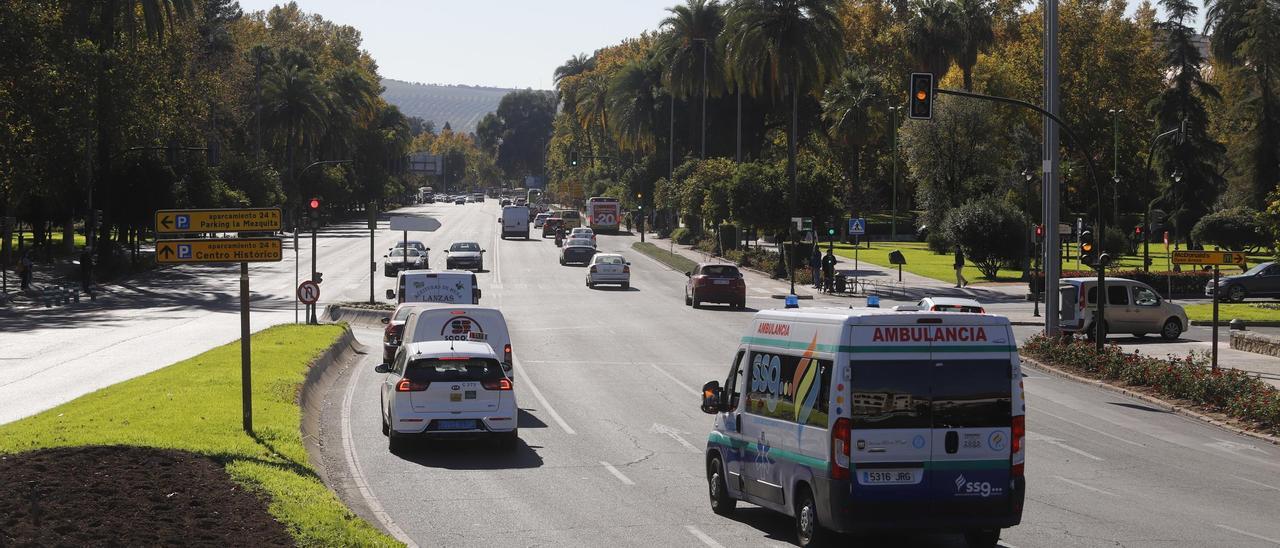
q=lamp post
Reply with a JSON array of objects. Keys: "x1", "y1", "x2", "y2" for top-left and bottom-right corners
[
  {"x1": 888, "y1": 105, "x2": 902, "y2": 240},
  {"x1": 1109, "y1": 108, "x2": 1124, "y2": 226},
  {"x1": 1023, "y1": 169, "x2": 1035, "y2": 281},
  {"x1": 1142, "y1": 125, "x2": 1184, "y2": 271}
]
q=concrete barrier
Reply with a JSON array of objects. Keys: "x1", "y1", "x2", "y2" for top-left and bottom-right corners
[
  {"x1": 1230, "y1": 330, "x2": 1280, "y2": 359},
  {"x1": 324, "y1": 304, "x2": 391, "y2": 328},
  {"x1": 298, "y1": 325, "x2": 363, "y2": 487}
]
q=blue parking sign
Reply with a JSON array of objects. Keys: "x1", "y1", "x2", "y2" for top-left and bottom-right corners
[
  {"x1": 848, "y1": 218, "x2": 866, "y2": 235},
  {"x1": 177, "y1": 244, "x2": 192, "y2": 259},
  {"x1": 176, "y1": 214, "x2": 190, "y2": 230}
]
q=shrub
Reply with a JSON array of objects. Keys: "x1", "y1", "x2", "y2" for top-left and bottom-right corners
[
  {"x1": 693, "y1": 237, "x2": 718, "y2": 254},
  {"x1": 925, "y1": 229, "x2": 952, "y2": 254},
  {"x1": 1103, "y1": 226, "x2": 1132, "y2": 256},
  {"x1": 655, "y1": 225, "x2": 673, "y2": 239},
  {"x1": 942, "y1": 200, "x2": 1027, "y2": 278},
  {"x1": 1022, "y1": 335, "x2": 1280, "y2": 435},
  {"x1": 671, "y1": 227, "x2": 701, "y2": 245},
  {"x1": 1192, "y1": 207, "x2": 1268, "y2": 251}
]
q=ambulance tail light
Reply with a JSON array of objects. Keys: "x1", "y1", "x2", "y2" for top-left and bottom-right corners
[
  {"x1": 1011, "y1": 415, "x2": 1025, "y2": 477},
  {"x1": 396, "y1": 379, "x2": 428, "y2": 392},
  {"x1": 831, "y1": 417, "x2": 852, "y2": 480}
]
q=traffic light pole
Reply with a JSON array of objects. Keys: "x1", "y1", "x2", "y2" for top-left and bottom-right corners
[{"x1": 310, "y1": 223, "x2": 318, "y2": 325}]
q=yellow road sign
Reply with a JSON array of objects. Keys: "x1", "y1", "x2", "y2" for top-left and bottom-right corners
[
  {"x1": 156, "y1": 238, "x2": 283, "y2": 264},
  {"x1": 155, "y1": 208, "x2": 281, "y2": 234},
  {"x1": 1171, "y1": 250, "x2": 1247, "y2": 266}
]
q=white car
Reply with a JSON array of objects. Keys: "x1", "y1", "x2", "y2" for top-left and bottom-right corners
[
  {"x1": 376, "y1": 340, "x2": 518, "y2": 453},
  {"x1": 916, "y1": 296, "x2": 985, "y2": 313},
  {"x1": 570, "y1": 227, "x2": 596, "y2": 245},
  {"x1": 586, "y1": 253, "x2": 630, "y2": 289},
  {"x1": 533, "y1": 213, "x2": 550, "y2": 229}
]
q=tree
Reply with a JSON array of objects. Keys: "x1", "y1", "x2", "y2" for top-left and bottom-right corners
[
  {"x1": 900, "y1": 95, "x2": 1010, "y2": 230},
  {"x1": 261, "y1": 56, "x2": 330, "y2": 214},
  {"x1": 942, "y1": 199, "x2": 1026, "y2": 278},
  {"x1": 1150, "y1": 0, "x2": 1226, "y2": 246},
  {"x1": 607, "y1": 57, "x2": 666, "y2": 154},
  {"x1": 821, "y1": 65, "x2": 884, "y2": 208},
  {"x1": 952, "y1": 0, "x2": 995, "y2": 91},
  {"x1": 488, "y1": 90, "x2": 557, "y2": 179},
  {"x1": 1192, "y1": 207, "x2": 1268, "y2": 251},
  {"x1": 656, "y1": 0, "x2": 727, "y2": 100},
  {"x1": 907, "y1": 0, "x2": 959, "y2": 80}
]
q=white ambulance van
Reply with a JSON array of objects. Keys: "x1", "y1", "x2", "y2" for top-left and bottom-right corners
[{"x1": 700, "y1": 307, "x2": 1025, "y2": 548}]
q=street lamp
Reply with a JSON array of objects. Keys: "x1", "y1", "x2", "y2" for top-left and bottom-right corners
[
  {"x1": 1141, "y1": 124, "x2": 1185, "y2": 271},
  {"x1": 1109, "y1": 108, "x2": 1124, "y2": 226},
  {"x1": 888, "y1": 105, "x2": 902, "y2": 240}
]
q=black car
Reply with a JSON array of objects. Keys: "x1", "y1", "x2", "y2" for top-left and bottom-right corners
[
  {"x1": 1207, "y1": 261, "x2": 1280, "y2": 302},
  {"x1": 559, "y1": 239, "x2": 596, "y2": 265}
]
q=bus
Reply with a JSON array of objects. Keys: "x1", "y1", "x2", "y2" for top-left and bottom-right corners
[{"x1": 585, "y1": 196, "x2": 621, "y2": 233}]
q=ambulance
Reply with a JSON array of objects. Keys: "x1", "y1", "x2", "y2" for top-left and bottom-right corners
[{"x1": 700, "y1": 307, "x2": 1025, "y2": 548}]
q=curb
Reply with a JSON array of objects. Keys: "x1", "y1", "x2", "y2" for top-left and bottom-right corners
[
  {"x1": 298, "y1": 325, "x2": 362, "y2": 488},
  {"x1": 1191, "y1": 319, "x2": 1280, "y2": 327},
  {"x1": 1018, "y1": 355, "x2": 1280, "y2": 446},
  {"x1": 324, "y1": 304, "x2": 391, "y2": 328}
]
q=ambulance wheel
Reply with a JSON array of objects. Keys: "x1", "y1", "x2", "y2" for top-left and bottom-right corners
[
  {"x1": 707, "y1": 456, "x2": 736, "y2": 516},
  {"x1": 964, "y1": 528, "x2": 1001, "y2": 548},
  {"x1": 794, "y1": 486, "x2": 831, "y2": 547}
]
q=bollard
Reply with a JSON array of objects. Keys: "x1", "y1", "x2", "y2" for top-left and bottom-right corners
[{"x1": 1229, "y1": 318, "x2": 1246, "y2": 331}]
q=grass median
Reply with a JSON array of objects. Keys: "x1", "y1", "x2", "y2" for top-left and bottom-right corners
[
  {"x1": 633, "y1": 241, "x2": 699, "y2": 273},
  {"x1": 832, "y1": 241, "x2": 1024, "y2": 283},
  {"x1": 0, "y1": 324, "x2": 398, "y2": 547},
  {"x1": 1184, "y1": 303, "x2": 1280, "y2": 322}
]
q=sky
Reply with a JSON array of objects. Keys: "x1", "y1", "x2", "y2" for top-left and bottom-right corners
[{"x1": 235, "y1": 0, "x2": 679, "y2": 90}]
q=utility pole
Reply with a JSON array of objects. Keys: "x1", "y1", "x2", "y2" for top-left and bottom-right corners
[
  {"x1": 890, "y1": 105, "x2": 900, "y2": 240},
  {"x1": 1043, "y1": 0, "x2": 1062, "y2": 336},
  {"x1": 1110, "y1": 108, "x2": 1124, "y2": 224}
]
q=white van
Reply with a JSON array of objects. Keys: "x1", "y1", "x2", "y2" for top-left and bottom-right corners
[
  {"x1": 700, "y1": 307, "x2": 1025, "y2": 548},
  {"x1": 500, "y1": 205, "x2": 531, "y2": 239},
  {"x1": 400, "y1": 305, "x2": 513, "y2": 376},
  {"x1": 388, "y1": 270, "x2": 481, "y2": 305}
]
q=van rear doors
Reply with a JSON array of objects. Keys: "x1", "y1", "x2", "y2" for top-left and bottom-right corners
[{"x1": 846, "y1": 317, "x2": 1017, "y2": 527}]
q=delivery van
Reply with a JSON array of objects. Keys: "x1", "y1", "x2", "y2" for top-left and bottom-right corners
[
  {"x1": 700, "y1": 307, "x2": 1025, "y2": 548},
  {"x1": 398, "y1": 304, "x2": 513, "y2": 376},
  {"x1": 387, "y1": 270, "x2": 481, "y2": 305},
  {"x1": 500, "y1": 205, "x2": 531, "y2": 239}
]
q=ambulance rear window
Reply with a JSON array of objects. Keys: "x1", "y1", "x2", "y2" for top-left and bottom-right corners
[
  {"x1": 850, "y1": 361, "x2": 931, "y2": 429},
  {"x1": 932, "y1": 360, "x2": 1012, "y2": 428}
]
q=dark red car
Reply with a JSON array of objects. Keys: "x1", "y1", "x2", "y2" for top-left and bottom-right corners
[
  {"x1": 685, "y1": 263, "x2": 746, "y2": 309},
  {"x1": 380, "y1": 303, "x2": 418, "y2": 364}
]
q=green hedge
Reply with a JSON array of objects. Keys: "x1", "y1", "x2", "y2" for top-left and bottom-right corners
[{"x1": 1022, "y1": 335, "x2": 1279, "y2": 435}]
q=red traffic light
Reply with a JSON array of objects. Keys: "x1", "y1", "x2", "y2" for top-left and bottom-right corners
[
  {"x1": 1134, "y1": 226, "x2": 1143, "y2": 235},
  {"x1": 308, "y1": 198, "x2": 321, "y2": 210},
  {"x1": 1035, "y1": 224, "x2": 1044, "y2": 237}
]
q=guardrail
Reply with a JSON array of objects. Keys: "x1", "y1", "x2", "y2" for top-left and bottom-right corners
[{"x1": 39, "y1": 286, "x2": 80, "y2": 307}]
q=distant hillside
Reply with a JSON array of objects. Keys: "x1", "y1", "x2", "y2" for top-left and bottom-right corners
[{"x1": 380, "y1": 79, "x2": 529, "y2": 134}]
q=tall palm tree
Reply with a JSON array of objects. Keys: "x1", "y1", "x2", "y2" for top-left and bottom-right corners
[
  {"x1": 822, "y1": 66, "x2": 883, "y2": 208},
  {"x1": 1205, "y1": 0, "x2": 1280, "y2": 207},
  {"x1": 607, "y1": 58, "x2": 665, "y2": 154},
  {"x1": 262, "y1": 61, "x2": 330, "y2": 212},
  {"x1": 952, "y1": 0, "x2": 994, "y2": 91},
  {"x1": 907, "y1": 0, "x2": 960, "y2": 81},
  {"x1": 723, "y1": 0, "x2": 843, "y2": 293},
  {"x1": 657, "y1": 0, "x2": 726, "y2": 160},
  {"x1": 80, "y1": 0, "x2": 196, "y2": 262},
  {"x1": 554, "y1": 53, "x2": 595, "y2": 114}
]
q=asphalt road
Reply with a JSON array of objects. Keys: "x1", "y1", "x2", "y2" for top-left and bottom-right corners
[{"x1": 338, "y1": 202, "x2": 1280, "y2": 548}]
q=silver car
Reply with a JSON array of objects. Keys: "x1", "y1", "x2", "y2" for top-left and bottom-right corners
[
  {"x1": 1058, "y1": 277, "x2": 1189, "y2": 340},
  {"x1": 586, "y1": 253, "x2": 630, "y2": 289}
]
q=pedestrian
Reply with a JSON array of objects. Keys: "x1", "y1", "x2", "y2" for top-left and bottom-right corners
[
  {"x1": 18, "y1": 251, "x2": 33, "y2": 290},
  {"x1": 809, "y1": 247, "x2": 822, "y2": 289},
  {"x1": 79, "y1": 248, "x2": 94, "y2": 299},
  {"x1": 822, "y1": 248, "x2": 837, "y2": 293},
  {"x1": 953, "y1": 245, "x2": 969, "y2": 288}
]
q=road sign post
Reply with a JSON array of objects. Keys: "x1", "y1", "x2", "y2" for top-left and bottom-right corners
[
  {"x1": 1173, "y1": 250, "x2": 1246, "y2": 373},
  {"x1": 155, "y1": 208, "x2": 285, "y2": 434},
  {"x1": 848, "y1": 218, "x2": 866, "y2": 271}
]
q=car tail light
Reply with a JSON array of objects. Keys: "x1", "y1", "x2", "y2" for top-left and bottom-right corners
[
  {"x1": 504, "y1": 343, "x2": 512, "y2": 364},
  {"x1": 1011, "y1": 415, "x2": 1025, "y2": 477},
  {"x1": 589, "y1": 265, "x2": 598, "y2": 273},
  {"x1": 831, "y1": 417, "x2": 852, "y2": 480},
  {"x1": 482, "y1": 378, "x2": 513, "y2": 391},
  {"x1": 396, "y1": 378, "x2": 429, "y2": 392},
  {"x1": 384, "y1": 324, "x2": 403, "y2": 345}
]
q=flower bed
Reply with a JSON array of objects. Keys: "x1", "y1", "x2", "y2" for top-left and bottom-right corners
[{"x1": 1022, "y1": 335, "x2": 1280, "y2": 436}]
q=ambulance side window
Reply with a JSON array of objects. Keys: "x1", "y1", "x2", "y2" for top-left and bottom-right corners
[
  {"x1": 724, "y1": 350, "x2": 745, "y2": 409},
  {"x1": 745, "y1": 351, "x2": 832, "y2": 427}
]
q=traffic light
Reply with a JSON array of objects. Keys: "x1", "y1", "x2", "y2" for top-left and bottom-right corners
[
  {"x1": 1034, "y1": 224, "x2": 1044, "y2": 242},
  {"x1": 909, "y1": 73, "x2": 934, "y2": 120},
  {"x1": 1134, "y1": 225, "x2": 1143, "y2": 238},
  {"x1": 569, "y1": 150, "x2": 578, "y2": 167},
  {"x1": 309, "y1": 197, "x2": 321, "y2": 211},
  {"x1": 827, "y1": 227, "x2": 836, "y2": 237},
  {"x1": 1079, "y1": 230, "x2": 1095, "y2": 266},
  {"x1": 313, "y1": 272, "x2": 323, "y2": 284}
]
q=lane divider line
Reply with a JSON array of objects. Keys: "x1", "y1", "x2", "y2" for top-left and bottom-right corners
[
  {"x1": 649, "y1": 363, "x2": 700, "y2": 396},
  {"x1": 1216, "y1": 524, "x2": 1280, "y2": 545},
  {"x1": 651, "y1": 423, "x2": 702, "y2": 454},
  {"x1": 601, "y1": 461, "x2": 635, "y2": 485},
  {"x1": 340, "y1": 353, "x2": 418, "y2": 547},
  {"x1": 512, "y1": 358, "x2": 576, "y2": 435},
  {"x1": 1053, "y1": 475, "x2": 1118, "y2": 498},
  {"x1": 1231, "y1": 475, "x2": 1280, "y2": 492},
  {"x1": 1027, "y1": 431, "x2": 1105, "y2": 461},
  {"x1": 684, "y1": 525, "x2": 726, "y2": 548},
  {"x1": 1034, "y1": 410, "x2": 1146, "y2": 448}
]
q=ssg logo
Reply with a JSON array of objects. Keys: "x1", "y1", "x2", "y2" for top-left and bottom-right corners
[{"x1": 954, "y1": 474, "x2": 1002, "y2": 498}]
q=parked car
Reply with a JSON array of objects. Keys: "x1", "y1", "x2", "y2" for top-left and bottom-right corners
[
  {"x1": 1206, "y1": 261, "x2": 1280, "y2": 302},
  {"x1": 445, "y1": 241, "x2": 485, "y2": 271},
  {"x1": 1059, "y1": 277, "x2": 1188, "y2": 340},
  {"x1": 685, "y1": 263, "x2": 746, "y2": 309},
  {"x1": 586, "y1": 253, "x2": 630, "y2": 288}
]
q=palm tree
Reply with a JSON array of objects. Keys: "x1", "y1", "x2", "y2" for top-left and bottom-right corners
[
  {"x1": 554, "y1": 53, "x2": 595, "y2": 114},
  {"x1": 607, "y1": 58, "x2": 666, "y2": 154},
  {"x1": 723, "y1": 0, "x2": 843, "y2": 293},
  {"x1": 262, "y1": 60, "x2": 330, "y2": 214},
  {"x1": 822, "y1": 65, "x2": 883, "y2": 208},
  {"x1": 952, "y1": 0, "x2": 994, "y2": 91},
  {"x1": 1205, "y1": 0, "x2": 1280, "y2": 207},
  {"x1": 907, "y1": 0, "x2": 960, "y2": 81},
  {"x1": 83, "y1": 0, "x2": 196, "y2": 263},
  {"x1": 657, "y1": 0, "x2": 726, "y2": 160}
]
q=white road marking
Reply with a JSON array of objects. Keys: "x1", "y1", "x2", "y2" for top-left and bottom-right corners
[
  {"x1": 601, "y1": 461, "x2": 635, "y2": 485},
  {"x1": 1028, "y1": 431, "x2": 1105, "y2": 461},
  {"x1": 1035, "y1": 410, "x2": 1145, "y2": 448},
  {"x1": 651, "y1": 423, "x2": 702, "y2": 453},
  {"x1": 1211, "y1": 437, "x2": 1270, "y2": 455},
  {"x1": 997, "y1": 542, "x2": 1021, "y2": 548},
  {"x1": 684, "y1": 525, "x2": 726, "y2": 548},
  {"x1": 1053, "y1": 475, "x2": 1119, "y2": 497},
  {"x1": 340, "y1": 356, "x2": 418, "y2": 547},
  {"x1": 511, "y1": 358, "x2": 576, "y2": 435},
  {"x1": 1216, "y1": 524, "x2": 1280, "y2": 545},
  {"x1": 649, "y1": 363, "x2": 700, "y2": 396},
  {"x1": 1232, "y1": 475, "x2": 1280, "y2": 492}
]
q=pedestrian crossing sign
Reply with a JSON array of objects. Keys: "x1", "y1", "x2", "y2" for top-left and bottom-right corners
[{"x1": 848, "y1": 218, "x2": 866, "y2": 235}]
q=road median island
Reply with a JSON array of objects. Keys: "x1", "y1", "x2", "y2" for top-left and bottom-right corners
[
  {"x1": 1021, "y1": 334, "x2": 1280, "y2": 444},
  {"x1": 0, "y1": 324, "x2": 400, "y2": 547},
  {"x1": 632, "y1": 241, "x2": 699, "y2": 273}
]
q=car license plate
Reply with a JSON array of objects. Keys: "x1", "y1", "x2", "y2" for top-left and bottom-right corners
[
  {"x1": 436, "y1": 419, "x2": 475, "y2": 430},
  {"x1": 713, "y1": 279, "x2": 729, "y2": 285},
  {"x1": 858, "y1": 469, "x2": 921, "y2": 485}
]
